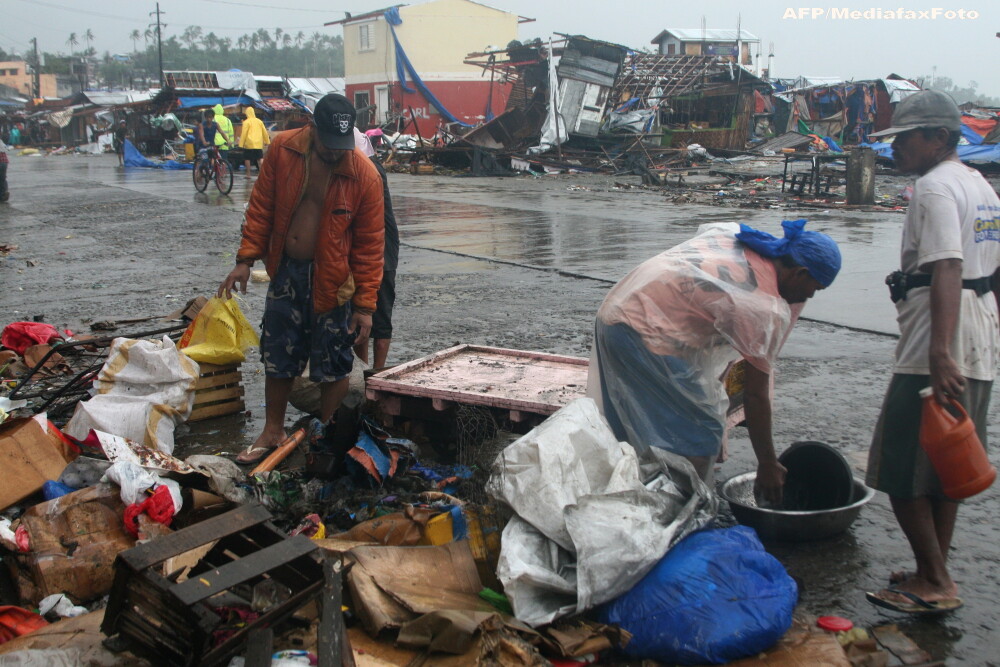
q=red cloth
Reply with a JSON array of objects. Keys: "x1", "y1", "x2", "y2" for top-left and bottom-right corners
[
  {"x1": 123, "y1": 485, "x2": 176, "y2": 537},
  {"x1": 0, "y1": 606, "x2": 47, "y2": 644},
  {"x1": 0, "y1": 322, "x2": 61, "y2": 356}
]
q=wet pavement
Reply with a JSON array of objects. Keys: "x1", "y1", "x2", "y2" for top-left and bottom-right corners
[{"x1": 1, "y1": 152, "x2": 998, "y2": 665}]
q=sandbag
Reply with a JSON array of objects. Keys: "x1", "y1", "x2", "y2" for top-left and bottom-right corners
[
  {"x1": 599, "y1": 526, "x2": 797, "y2": 665},
  {"x1": 64, "y1": 336, "x2": 200, "y2": 454},
  {"x1": 179, "y1": 296, "x2": 259, "y2": 364}
]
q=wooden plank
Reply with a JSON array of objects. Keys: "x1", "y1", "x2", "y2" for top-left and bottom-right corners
[
  {"x1": 193, "y1": 386, "x2": 244, "y2": 404},
  {"x1": 194, "y1": 371, "x2": 242, "y2": 390},
  {"x1": 318, "y1": 557, "x2": 343, "y2": 667},
  {"x1": 189, "y1": 400, "x2": 245, "y2": 421},
  {"x1": 197, "y1": 363, "x2": 241, "y2": 375},
  {"x1": 121, "y1": 505, "x2": 272, "y2": 571},
  {"x1": 172, "y1": 536, "x2": 318, "y2": 606},
  {"x1": 244, "y1": 627, "x2": 273, "y2": 667}
]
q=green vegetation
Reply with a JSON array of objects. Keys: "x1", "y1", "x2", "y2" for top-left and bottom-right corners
[{"x1": 127, "y1": 28, "x2": 344, "y2": 79}]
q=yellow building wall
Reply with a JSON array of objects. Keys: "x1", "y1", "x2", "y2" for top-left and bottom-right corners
[
  {"x1": 344, "y1": 0, "x2": 518, "y2": 84},
  {"x1": 343, "y1": 18, "x2": 394, "y2": 81},
  {"x1": 0, "y1": 61, "x2": 59, "y2": 98}
]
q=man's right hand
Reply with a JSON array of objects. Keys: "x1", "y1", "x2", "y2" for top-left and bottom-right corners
[
  {"x1": 218, "y1": 263, "x2": 251, "y2": 299},
  {"x1": 754, "y1": 459, "x2": 787, "y2": 507}
]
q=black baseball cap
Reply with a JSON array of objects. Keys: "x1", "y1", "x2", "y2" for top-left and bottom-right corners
[{"x1": 313, "y1": 94, "x2": 356, "y2": 150}]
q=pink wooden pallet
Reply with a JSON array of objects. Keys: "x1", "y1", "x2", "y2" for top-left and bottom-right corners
[{"x1": 365, "y1": 344, "x2": 589, "y2": 423}]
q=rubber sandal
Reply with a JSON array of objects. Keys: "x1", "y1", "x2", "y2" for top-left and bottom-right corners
[
  {"x1": 865, "y1": 588, "x2": 964, "y2": 615},
  {"x1": 236, "y1": 445, "x2": 276, "y2": 464}
]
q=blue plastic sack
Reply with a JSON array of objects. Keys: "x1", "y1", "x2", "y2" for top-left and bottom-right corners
[
  {"x1": 599, "y1": 526, "x2": 797, "y2": 665},
  {"x1": 42, "y1": 480, "x2": 76, "y2": 500}
]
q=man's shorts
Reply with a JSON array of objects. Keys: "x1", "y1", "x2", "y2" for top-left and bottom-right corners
[
  {"x1": 260, "y1": 256, "x2": 355, "y2": 383},
  {"x1": 867, "y1": 373, "x2": 992, "y2": 499},
  {"x1": 244, "y1": 148, "x2": 263, "y2": 162},
  {"x1": 371, "y1": 270, "x2": 396, "y2": 340}
]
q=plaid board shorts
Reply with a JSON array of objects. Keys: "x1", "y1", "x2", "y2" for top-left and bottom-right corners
[{"x1": 260, "y1": 256, "x2": 355, "y2": 383}]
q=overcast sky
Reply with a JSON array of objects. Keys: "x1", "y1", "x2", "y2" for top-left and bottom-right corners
[{"x1": 5, "y1": 0, "x2": 997, "y2": 96}]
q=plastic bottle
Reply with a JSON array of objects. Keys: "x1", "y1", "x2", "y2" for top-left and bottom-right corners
[{"x1": 919, "y1": 387, "x2": 996, "y2": 499}]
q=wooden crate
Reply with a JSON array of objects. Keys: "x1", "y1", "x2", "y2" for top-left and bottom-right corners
[
  {"x1": 189, "y1": 363, "x2": 244, "y2": 422},
  {"x1": 101, "y1": 504, "x2": 325, "y2": 667}
]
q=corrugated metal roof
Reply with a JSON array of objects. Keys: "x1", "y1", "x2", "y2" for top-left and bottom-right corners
[
  {"x1": 652, "y1": 28, "x2": 759, "y2": 43},
  {"x1": 285, "y1": 77, "x2": 345, "y2": 95},
  {"x1": 82, "y1": 90, "x2": 152, "y2": 106}
]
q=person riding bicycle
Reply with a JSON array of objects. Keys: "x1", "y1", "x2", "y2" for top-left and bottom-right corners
[{"x1": 195, "y1": 109, "x2": 230, "y2": 159}]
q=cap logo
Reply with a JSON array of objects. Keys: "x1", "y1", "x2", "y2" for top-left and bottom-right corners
[{"x1": 336, "y1": 113, "x2": 352, "y2": 134}]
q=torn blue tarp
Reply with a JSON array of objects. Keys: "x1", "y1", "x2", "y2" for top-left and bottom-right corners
[
  {"x1": 383, "y1": 7, "x2": 472, "y2": 127},
  {"x1": 123, "y1": 139, "x2": 192, "y2": 170},
  {"x1": 961, "y1": 123, "x2": 984, "y2": 145},
  {"x1": 863, "y1": 140, "x2": 1000, "y2": 164}
]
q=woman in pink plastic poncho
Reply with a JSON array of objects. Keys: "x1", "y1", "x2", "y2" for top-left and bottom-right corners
[{"x1": 587, "y1": 220, "x2": 841, "y2": 504}]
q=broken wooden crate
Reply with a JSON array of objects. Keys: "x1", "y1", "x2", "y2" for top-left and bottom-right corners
[
  {"x1": 101, "y1": 504, "x2": 324, "y2": 667},
  {"x1": 189, "y1": 363, "x2": 244, "y2": 422},
  {"x1": 365, "y1": 344, "x2": 588, "y2": 427}
]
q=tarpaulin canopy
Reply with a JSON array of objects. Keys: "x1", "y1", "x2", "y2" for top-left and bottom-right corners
[
  {"x1": 863, "y1": 140, "x2": 1000, "y2": 164},
  {"x1": 176, "y1": 96, "x2": 256, "y2": 109}
]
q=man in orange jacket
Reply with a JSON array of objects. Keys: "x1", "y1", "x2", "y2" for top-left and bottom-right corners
[{"x1": 219, "y1": 94, "x2": 384, "y2": 463}]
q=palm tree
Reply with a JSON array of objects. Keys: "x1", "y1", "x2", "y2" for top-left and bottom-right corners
[
  {"x1": 236, "y1": 35, "x2": 249, "y2": 50},
  {"x1": 66, "y1": 32, "x2": 79, "y2": 53},
  {"x1": 83, "y1": 29, "x2": 94, "y2": 54},
  {"x1": 202, "y1": 32, "x2": 219, "y2": 52},
  {"x1": 282, "y1": 33, "x2": 292, "y2": 49},
  {"x1": 129, "y1": 29, "x2": 141, "y2": 52},
  {"x1": 144, "y1": 27, "x2": 154, "y2": 45},
  {"x1": 274, "y1": 27, "x2": 283, "y2": 47},
  {"x1": 295, "y1": 31, "x2": 305, "y2": 48}
]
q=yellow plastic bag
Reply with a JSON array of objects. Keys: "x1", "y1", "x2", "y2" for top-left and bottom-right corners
[{"x1": 179, "y1": 297, "x2": 259, "y2": 364}]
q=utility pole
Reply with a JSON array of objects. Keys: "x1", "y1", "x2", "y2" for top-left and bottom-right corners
[
  {"x1": 30, "y1": 37, "x2": 40, "y2": 98},
  {"x1": 151, "y1": 3, "x2": 165, "y2": 86}
]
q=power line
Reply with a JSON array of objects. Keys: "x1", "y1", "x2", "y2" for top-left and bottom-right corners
[{"x1": 11, "y1": 0, "x2": 145, "y2": 23}]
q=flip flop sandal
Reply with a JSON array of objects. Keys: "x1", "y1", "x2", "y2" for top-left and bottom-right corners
[
  {"x1": 236, "y1": 445, "x2": 276, "y2": 464},
  {"x1": 866, "y1": 588, "x2": 964, "y2": 615}
]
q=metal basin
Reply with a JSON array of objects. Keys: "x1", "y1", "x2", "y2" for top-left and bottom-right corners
[{"x1": 720, "y1": 472, "x2": 874, "y2": 542}]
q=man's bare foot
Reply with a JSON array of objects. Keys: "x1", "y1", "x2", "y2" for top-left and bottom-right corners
[
  {"x1": 236, "y1": 426, "x2": 287, "y2": 463},
  {"x1": 881, "y1": 574, "x2": 958, "y2": 604}
]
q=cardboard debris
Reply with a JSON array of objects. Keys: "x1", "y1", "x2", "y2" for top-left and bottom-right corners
[
  {"x1": 0, "y1": 610, "x2": 151, "y2": 666},
  {"x1": 872, "y1": 624, "x2": 934, "y2": 665},
  {"x1": 346, "y1": 541, "x2": 495, "y2": 637},
  {"x1": 539, "y1": 619, "x2": 631, "y2": 659},
  {"x1": 0, "y1": 416, "x2": 78, "y2": 511},
  {"x1": 717, "y1": 618, "x2": 851, "y2": 666},
  {"x1": 13, "y1": 484, "x2": 135, "y2": 605},
  {"x1": 335, "y1": 506, "x2": 433, "y2": 546}
]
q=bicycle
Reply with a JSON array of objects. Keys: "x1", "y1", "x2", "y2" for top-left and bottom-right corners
[{"x1": 193, "y1": 146, "x2": 233, "y2": 195}]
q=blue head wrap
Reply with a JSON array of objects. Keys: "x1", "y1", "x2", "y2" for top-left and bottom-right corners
[{"x1": 735, "y1": 219, "x2": 841, "y2": 287}]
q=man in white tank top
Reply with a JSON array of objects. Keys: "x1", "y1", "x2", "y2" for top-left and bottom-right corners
[{"x1": 866, "y1": 90, "x2": 1000, "y2": 614}]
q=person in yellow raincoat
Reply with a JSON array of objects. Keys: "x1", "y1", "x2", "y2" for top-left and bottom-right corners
[
  {"x1": 238, "y1": 106, "x2": 270, "y2": 178},
  {"x1": 212, "y1": 103, "x2": 234, "y2": 166}
]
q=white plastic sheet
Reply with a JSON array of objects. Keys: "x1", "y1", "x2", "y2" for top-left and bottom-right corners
[
  {"x1": 65, "y1": 336, "x2": 200, "y2": 454},
  {"x1": 488, "y1": 398, "x2": 717, "y2": 627}
]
